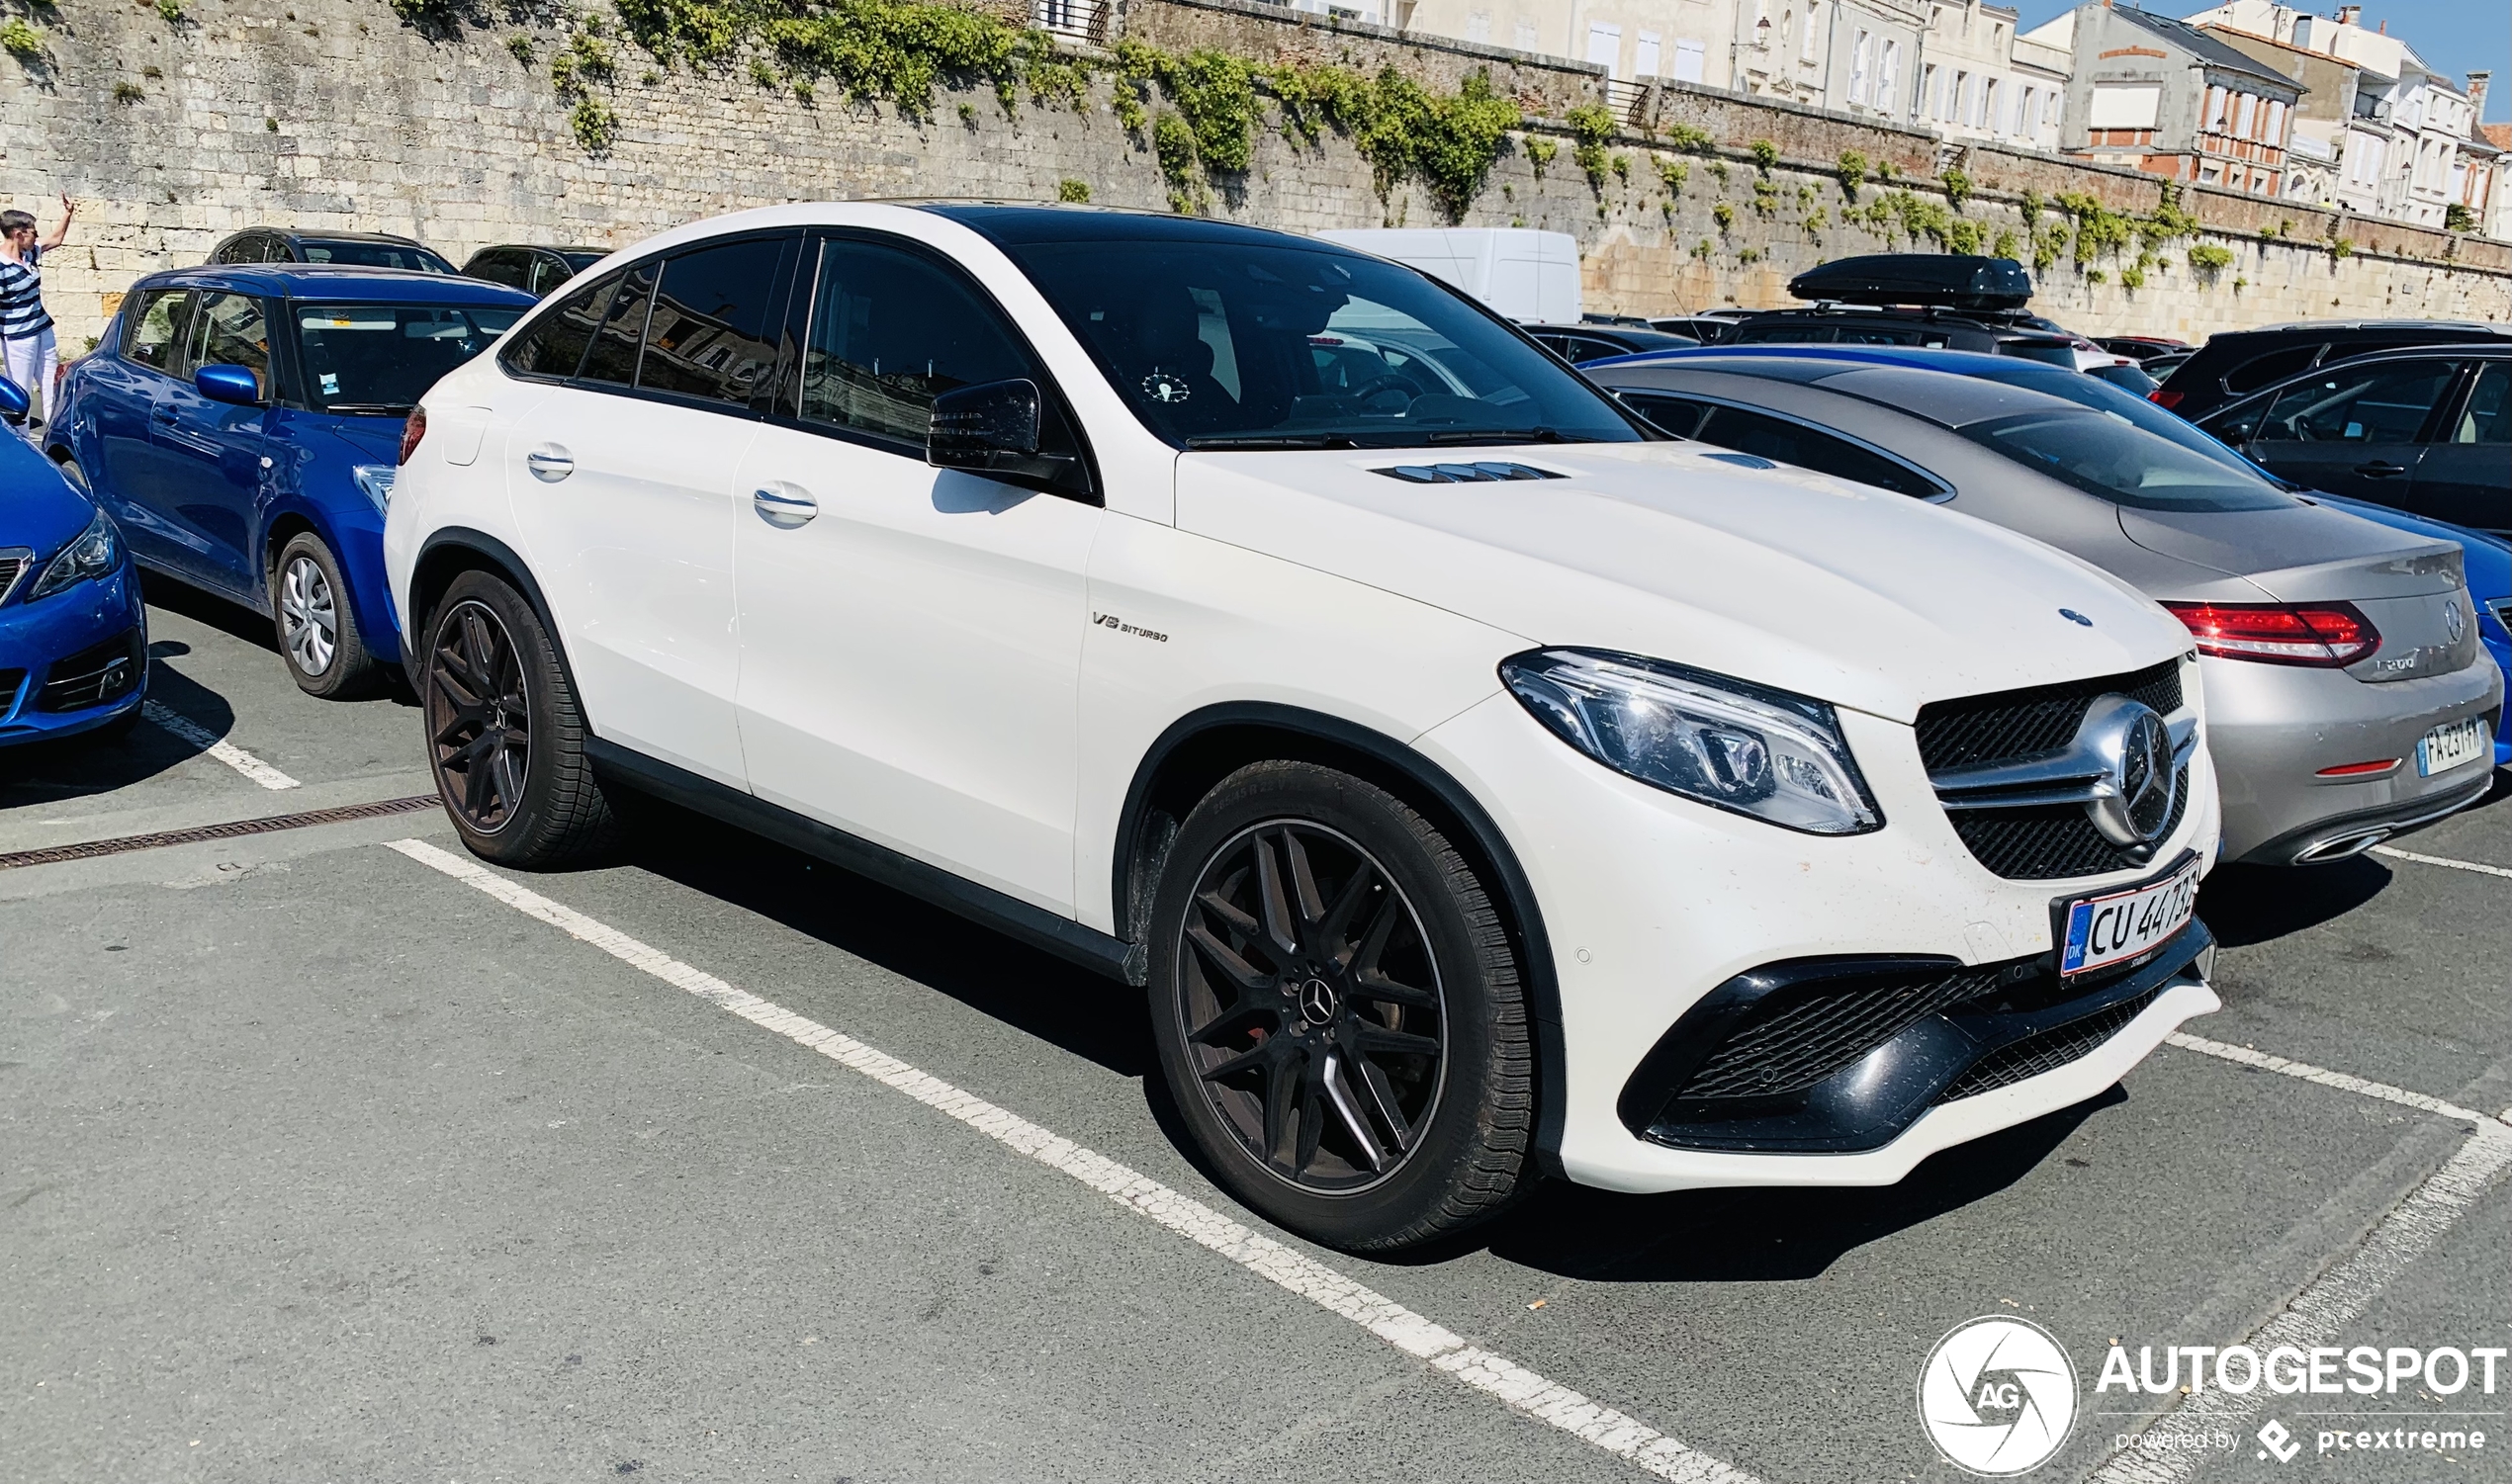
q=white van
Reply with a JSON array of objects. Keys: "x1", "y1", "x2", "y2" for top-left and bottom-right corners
[{"x1": 1313, "y1": 227, "x2": 1580, "y2": 323}]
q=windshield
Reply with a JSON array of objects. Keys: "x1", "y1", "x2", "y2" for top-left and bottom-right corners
[
  {"x1": 1963, "y1": 410, "x2": 2295, "y2": 512},
  {"x1": 296, "y1": 304, "x2": 522, "y2": 414},
  {"x1": 300, "y1": 240, "x2": 455, "y2": 274},
  {"x1": 995, "y1": 238, "x2": 1644, "y2": 449}
]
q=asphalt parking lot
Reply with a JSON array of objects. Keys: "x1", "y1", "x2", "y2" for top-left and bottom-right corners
[{"x1": 5, "y1": 581, "x2": 2507, "y2": 1484}]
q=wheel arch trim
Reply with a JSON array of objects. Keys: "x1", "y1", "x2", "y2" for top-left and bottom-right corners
[
  {"x1": 1111, "y1": 700, "x2": 1568, "y2": 1172},
  {"x1": 407, "y1": 527, "x2": 574, "y2": 696}
]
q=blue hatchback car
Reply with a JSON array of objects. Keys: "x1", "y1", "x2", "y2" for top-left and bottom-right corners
[
  {"x1": 48, "y1": 266, "x2": 533, "y2": 697},
  {"x1": 1, "y1": 377, "x2": 147, "y2": 746}
]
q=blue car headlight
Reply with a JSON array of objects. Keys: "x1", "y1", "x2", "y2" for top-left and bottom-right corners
[
  {"x1": 28, "y1": 507, "x2": 121, "y2": 601},
  {"x1": 1500, "y1": 648, "x2": 1883, "y2": 834}
]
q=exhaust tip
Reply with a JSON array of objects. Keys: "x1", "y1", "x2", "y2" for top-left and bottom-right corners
[{"x1": 2293, "y1": 829, "x2": 2391, "y2": 864}]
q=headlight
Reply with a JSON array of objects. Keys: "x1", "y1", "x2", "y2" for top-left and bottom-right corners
[
  {"x1": 28, "y1": 507, "x2": 121, "y2": 601},
  {"x1": 1499, "y1": 649, "x2": 1882, "y2": 834},
  {"x1": 353, "y1": 464, "x2": 397, "y2": 511}
]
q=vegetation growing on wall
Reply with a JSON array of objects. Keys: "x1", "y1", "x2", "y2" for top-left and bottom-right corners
[
  {"x1": 1566, "y1": 103, "x2": 1616, "y2": 191},
  {"x1": 1, "y1": 17, "x2": 43, "y2": 56}
]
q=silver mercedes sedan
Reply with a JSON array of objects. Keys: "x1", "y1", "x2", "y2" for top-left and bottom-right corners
[{"x1": 1588, "y1": 349, "x2": 2501, "y2": 866}]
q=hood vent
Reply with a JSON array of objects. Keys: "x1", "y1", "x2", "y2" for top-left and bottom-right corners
[{"x1": 1375, "y1": 462, "x2": 1567, "y2": 484}]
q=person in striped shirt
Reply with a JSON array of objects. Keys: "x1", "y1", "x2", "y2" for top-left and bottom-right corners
[{"x1": 1, "y1": 194, "x2": 76, "y2": 438}]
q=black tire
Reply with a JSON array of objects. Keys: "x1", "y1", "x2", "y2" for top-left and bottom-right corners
[
  {"x1": 272, "y1": 531, "x2": 381, "y2": 699},
  {"x1": 422, "y1": 569, "x2": 619, "y2": 867},
  {"x1": 1148, "y1": 760, "x2": 1535, "y2": 1252}
]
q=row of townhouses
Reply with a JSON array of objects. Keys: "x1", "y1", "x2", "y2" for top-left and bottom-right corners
[{"x1": 1302, "y1": 0, "x2": 2508, "y2": 238}]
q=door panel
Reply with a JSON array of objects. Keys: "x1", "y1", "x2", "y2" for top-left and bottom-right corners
[
  {"x1": 2405, "y1": 361, "x2": 2511, "y2": 534},
  {"x1": 732, "y1": 234, "x2": 1098, "y2": 912},
  {"x1": 90, "y1": 290, "x2": 203, "y2": 572},
  {"x1": 2239, "y1": 357, "x2": 2458, "y2": 505},
  {"x1": 507, "y1": 387, "x2": 756, "y2": 787},
  {"x1": 151, "y1": 291, "x2": 276, "y2": 596}
]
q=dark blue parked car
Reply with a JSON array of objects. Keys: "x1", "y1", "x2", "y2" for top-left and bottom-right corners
[
  {"x1": 47, "y1": 266, "x2": 532, "y2": 697},
  {"x1": 0, "y1": 376, "x2": 147, "y2": 746}
]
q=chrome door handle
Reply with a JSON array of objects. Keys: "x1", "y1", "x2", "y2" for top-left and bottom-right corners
[
  {"x1": 753, "y1": 484, "x2": 817, "y2": 525},
  {"x1": 2352, "y1": 461, "x2": 2408, "y2": 478},
  {"x1": 525, "y1": 448, "x2": 575, "y2": 481}
]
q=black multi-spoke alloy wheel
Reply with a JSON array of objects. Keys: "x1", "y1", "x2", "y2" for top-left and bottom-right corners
[
  {"x1": 1150, "y1": 761, "x2": 1534, "y2": 1252},
  {"x1": 423, "y1": 570, "x2": 618, "y2": 866},
  {"x1": 273, "y1": 531, "x2": 379, "y2": 698}
]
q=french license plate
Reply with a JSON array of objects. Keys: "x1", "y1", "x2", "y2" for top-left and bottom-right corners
[
  {"x1": 2060, "y1": 860, "x2": 2200, "y2": 977},
  {"x1": 2416, "y1": 717, "x2": 2490, "y2": 776}
]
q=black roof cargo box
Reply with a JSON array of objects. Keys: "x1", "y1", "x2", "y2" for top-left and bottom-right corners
[{"x1": 1787, "y1": 254, "x2": 2033, "y2": 310}]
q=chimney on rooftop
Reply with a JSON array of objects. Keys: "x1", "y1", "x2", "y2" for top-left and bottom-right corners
[
  {"x1": 2470, "y1": 71, "x2": 2492, "y2": 118},
  {"x1": 2336, "y1": 4, "x2": 2360, "y2": 23},
  {"x1": 2377, "y1": 18, "x2": 2385, "y2": 32}
]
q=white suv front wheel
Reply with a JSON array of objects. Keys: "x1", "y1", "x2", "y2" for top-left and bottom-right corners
[{"x1": 1149, "y1": 760, "x2": 1536, "y2": 1252}]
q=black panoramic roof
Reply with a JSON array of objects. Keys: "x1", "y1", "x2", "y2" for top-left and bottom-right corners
[
  {"x1": 268, "y1": 228, "x2": 429, "y2": 246},
  {"x1": 1789, "y1": 254, "x2": 2033, "y2": 310},
  {"x1": 923, "y1": 203, "x2": 1367, "y2": 254}
]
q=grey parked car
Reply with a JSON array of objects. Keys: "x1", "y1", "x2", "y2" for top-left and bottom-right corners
[{"x1": 1591, "y1": 350, "x2": 2502, "y2": 866}]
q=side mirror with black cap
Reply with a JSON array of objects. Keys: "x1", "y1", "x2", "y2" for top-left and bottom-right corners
[
  {"x1": 0, "y1": 374, "x2": 28, "y2": 421},
  {"x1": 928, "y1": 379, "x2": 1074, "y2": 485},
  {"x1": 195, "y1": 364, "x2": 266, "y2": 406}
]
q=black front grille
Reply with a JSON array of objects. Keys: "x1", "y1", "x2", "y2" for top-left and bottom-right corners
[
  {"x1": 1676, "y1": 964, "x2": 2003, "y2": 1099},
  {"x1": 1916, "y1": 659, "x2": 2183, "y2": 772},
  {"x1": 1936, "y1": 988, "x2": 2163, "y2": 1102},
  {"x1": 1947, "y1": 765, "x2": 2192, "y2": 880},
  {"x1": 0, "y1": 554, "x2": 26, "y2": 602},
  {"x1": 0, "y1": 667, "x2": 24, "y2": 715},
  {"x1": 36, "y1": 629, "x2": 143, "y2": 713}
]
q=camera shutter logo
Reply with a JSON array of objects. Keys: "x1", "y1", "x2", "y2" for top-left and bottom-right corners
[{"x1": 1918, "y1": 1316, "x2": 2079, "y2": 1475}]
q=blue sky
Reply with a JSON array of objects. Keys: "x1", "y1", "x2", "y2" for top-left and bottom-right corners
[{"x1": 2010, "y1": 1, "x2": 2511, "y2": 121}]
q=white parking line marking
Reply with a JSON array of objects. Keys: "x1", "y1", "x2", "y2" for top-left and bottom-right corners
[
  {"x1": 2086, "y1": 1122, "x2": 2512, "y2": 1483},
  {"x1": 142, "y1": 702, "x2": 300, "y2": 790},
  {"x1": 2164, "y1": 1031, "x2": 2501, "y2": 1127},
  {"x1": 2372, "y1": 844, "x2": 2512, "y2": 881},
  {"x1": 380, "y1": 837, "x2": 1758, "y2": 1484}
]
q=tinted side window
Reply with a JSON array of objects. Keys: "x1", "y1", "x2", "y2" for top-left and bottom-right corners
[
  {"x1": 795, "y1": 238, "x2": 1044, "y2": 445},
  {"x1": 195, "y1": 292, "x2": 272, "y2": 387},
  {"x1": 2254, "y1": 360, "x2": 2458, "y2": 443},
  {"x1": 2452, "y1": 363, "x2": 2511, "y2": 445},
  {"x1": 527, "y1": 254, "x2": 576, "y2": 297},
  {"x1": 210, "y1": 237, "x2": 248, "y2": 265},
  {"x1": 577, "y1": 263, "x2": 655, "y2": 387},
  {"x1": 124, "y1": 289, "x2": 195, "y2": 373},
  {"x1": 2223, "y1": 345, "x2": 2318, "y2": 394},
  {"x1": 1696, "y1": 405, "x2": 1946, "y2": 497},
  {"x1": 468, "y1": 250, "x2": 530, "y2": 289},
  {"x1": 1618, "y1": 391, "x2": 1711, "y2": 437},
  {"x1": 501, "y1": 272, "x2": 615, "y2": 382},
  {"x1": 636, "y1": 236, "x2": 789, "y2": 408}
]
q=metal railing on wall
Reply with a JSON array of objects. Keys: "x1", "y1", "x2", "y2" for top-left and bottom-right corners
[{"x1": 1603, "y1": 78, "x2": 1649, "y2": 124}]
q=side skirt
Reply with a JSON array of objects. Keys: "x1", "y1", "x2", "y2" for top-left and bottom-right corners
[{"x1": 584, "y1": 737, "x2": 1144, "y2": 986}]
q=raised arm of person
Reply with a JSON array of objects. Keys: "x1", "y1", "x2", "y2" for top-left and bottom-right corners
[{"x1": 40, "y1": 194, "x2": 73, "y2": 253}]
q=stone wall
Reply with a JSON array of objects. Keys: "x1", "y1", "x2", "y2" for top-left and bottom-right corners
[{"x1": 1, "y1": 0, "x2": 2504, "y2": 351}]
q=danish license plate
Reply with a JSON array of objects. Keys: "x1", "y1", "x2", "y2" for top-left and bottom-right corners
[
  {"x1": 2416, "y1": 717, "x2": 2490, "y2": 776},
  {"x1": 2060, "y1": 860, "x2": 2200, "y2": 978}
]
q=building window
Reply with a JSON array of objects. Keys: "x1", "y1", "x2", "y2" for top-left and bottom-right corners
[
  {"x1": 1637, "y1": 30, "x2": 1660, "y2": 75},
  {"x1": 1515, "y1": 16, "x2": 1537, "y2": 51},
  {"x1": 1586, "y1": 21, "x2": 1621, "y2": 73},
  {"x1": 2200, "y1": 163, "x2": 2222, "y2": 183},
  {"x1": 2205, "y1": 84, "x2": 2227, "y2": 131},
  {"x1": 2266, "y1": 99, "x2": 2285, "y2": 143},
  {"x1": 2018, "y1": 86, "x2": 2035, "y2": 135},
  {"x1": 1849, "y1": 29, "x2": 1871, "y2": 104},
  {"x1": 1983, "y1": 76, "x2": 2000, "y2": 131},
  {"x1": 1465, "y1": 11, "x2": 1489, "y2": 41},
  {"x1": 1878, "y1": 38, "x2": 1900, "y2": 113},
  {"x1": 1952, "y1": 70, "x2": 1970, "y2": 125},
  {"x1": 2234, "y1": 92, "x2": 2257, "y2": 137},
  {"x1": 1922, "y1": 63, "x2": 1939, "y2": 120},
  {"x1": 1802, "y1": 3, "x2": 1821, "y2": 60},
  {"x1": 1673, "y1": 38, "x2": 1707, "y2": 82},
  {"x1": 1778, "y1": 10, "x2": 1792, "y2": 55}
]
